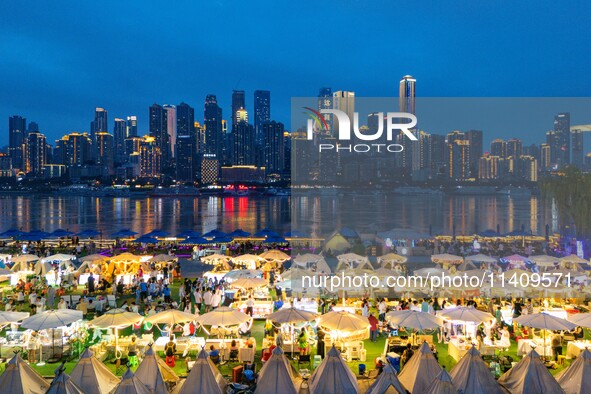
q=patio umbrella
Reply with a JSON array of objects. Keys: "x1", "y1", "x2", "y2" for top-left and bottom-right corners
[
  {"x1": 179, "y1": 237, "x2": 208, "y2": 245},
  {"x1": 80, "y1": 254, "x2": 108, "y2": 263},
  {"x1": 514, "y1": 312, "x2": 576, "y2": 359},
  {"x1": 254, "y1": 228, "x2": 279, "y2": 238},
  {"x1": 89, "y1": 309, "x2": 143, "y2": 362},
  {"x1": 149, "y1": 254, "x2": 177, "y2": 263},
  {"x1": 263, "y1": 236, "x2": 288, "y2": 244},
  {"x1": 144, "y1": 229, "x2": 169, "y2": 238},
  {"x1": 111, "y1": 229, "x2": 138, "y2": 238},
  {"x1": 266, "y1": 307, "x2": 318, "y2": 324},
  {"x1": 196, "y1": 306, "x2": 251, "y2": 327},
  {"x1": 431, "y1": 253, "x2": 463, "y2": 265},
  {"x1": 224, "y1": 269, "x2": 262, "y2": 280},
  {"x1": 439, "y1": 307, "x2": 494, "y2": 324},
  {"x1": 201, "y1": 253, "x2": 232, "y2": 265},
  {"x1": 175, "y1": 230, "x2": 201, "y2": 238},
  {"x1": 318, "y1": 310, "x2": 370, "y2": 332},
  {"x1": 228, "y1": 229, "x2": 251, "y2": 237},
  {"x1": 259, "y1": 249, "x2": 291, "y2": 262},
  {"x1": 231, "y1": 277, "x2": 267, "y2": 289},
  {"x1": 528, "y1": 255, "x2": 559, "y2": 267},
  {"x1": 0, "y1": 228, "x2": 25, "y2": 237},
  {"x1": 144, "y1": 309, "x2": 196, "y2": 337},
  {"x1": 11, "y1": 254, "x2": 39, "y2": 263},
  {"x1": 386, "y1": 310, "x2": 443, "y2": 331},
  {"x1": 206, "y1": 236, "x2": 233, "y2": 244},
  {"x1": 50, "y1": 229, "x2": 74, "y2": 237},
  {"x1": 21, "y1": 309, "x2": 83, "y2": 364},
  {"x1": 0, "y1": 311, "x2": 29, "y2": 326},
  {"x1": 133, "y1": 236, "x2": 159, "y2": 244},
  {"x1": 202, "y1": 229, "x2": 226, "y2": 238},
  {"x1": 568, "y1": 312, "x2": 591, "y2": 328},
  {"x1": 76, "y1": 230, "x2": 101, "y2": 238}
]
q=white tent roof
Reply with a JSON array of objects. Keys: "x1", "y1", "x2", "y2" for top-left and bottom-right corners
[
  {"x1": 309, "y1": 346, "x2": 358, "y2": 394},
  {"x1": 134, "y1": 346, "x2": 179, "y2": 394},
  {"x1": 112, "y1": 368, "x2": 151, "y2": 394},
  {"x1": 69, "y1": 348, "x2": 119, "y2": 394},
  {"x1": 555, "y1": 348, "x2": 591, "y2": 394},
  {"x1": 0, "y1": 353, "x2": 49, "y2": 394},
  {"x1": 425, "y1": 369, "x2": 460, "y2": 394},
  {"x1": 173, "y1": 349, "x2": 226, "y2": 394},
  {"x1": 398, "y1": 341, "x2": 442, "y2": 394},
  {"x1": 323, "y1": 234, "x2": 352, "y2": 254},
  {"x1": 498, "y1": 349, "x2": 563, "y2": 394},
  {"x1": 366, "y1": 364, "x2": 407, "y2": 394},
  {"x1": 46, "y1": 369, "x2": 85, "y2": 394},
  {"x1": 449, "y1": 346, "x2": 508, "y2": 394},
  {"x1": 255, "y1": 347, "x2": 299, "y2": 394}
]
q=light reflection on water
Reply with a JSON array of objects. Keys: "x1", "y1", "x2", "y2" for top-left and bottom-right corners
[{"x1": 0, "y1": 194, "x2": 555, "y2": 237}]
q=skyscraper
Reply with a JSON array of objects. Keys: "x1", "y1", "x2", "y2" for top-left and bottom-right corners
[
  {"x1": 90, "y1": 108, "x2": 108, "y2": 142},
  {"x1": 318, "y1": 87, "x2": 333, "y2": 134},
  {"x1": 490, "y1": 139, "x2": 507, "y2": 158},
  {"x1": 177, "y1": 103, "x2": 195, "y2": 138},
  {"x1": 8, "y1": 115, "x2": 26, "y2": 169},
  {"x1": 553, "y1": 112, "x2": 570, "y2": 168},
  {"x1": 332, "y1": 91, "x2": 355, "y2": 135},
  {"x1": 262, "y1": 121, "x2": 285, "y2": 176},
  {"x1": 27, "y1": 121, "x2": 39, "y2": 133},
  {"x1": 113, "y1": 118, "x2": 126, "y2": 164},
  {"x1": 126, "y1": 116, "x2": 138, "y2": 138},
  {"x1": 96, "y1": 132, "x2": 114, "y2": 175},
  {"x1": 399, "y1": 75, "x2": 416, "y2": 114},
  {"x1": 446, "y1": 131, "x2": 470, "y2": 181},
  {"x1": 203, "y1": 95, "x2": 223, "y2": 158},
  {"x1": 25, "y1": 131, "x2": 46, "y2": 176},
  {"x1": 465, "y1": 130, "x2": 483, "y2": 176},
  {"x1": 54, "y1": 132, "x2": 93, "y2": 168},
  {"x1": 149, "y1": 104, "x2": 170, "y2": 164},
  {"x1": 231, "y1": 90, "x2": 246, "y2": 127},
  {"x1": 175, "y1": 134, "x2": 196, "y2": 182},
  {"x1": 232, "y1": 121, "x2": 256, "y2": 166},
  {"x1": 163, "y1": 105, "x2": 177, "y2": 158},
  {"x1": 139, "y1": 136, "x2": 161, "y2": 178},
  {"x1": 571, "y1": 129, "x2": 584, "y2": 169},
  {"x1": 254, "y1": 90, "x2": 271, "y2": 146}
]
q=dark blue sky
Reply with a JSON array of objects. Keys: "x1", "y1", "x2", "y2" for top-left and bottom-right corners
[{"x1": 1, "y1": 1, "x2": 590, "y2": 145}]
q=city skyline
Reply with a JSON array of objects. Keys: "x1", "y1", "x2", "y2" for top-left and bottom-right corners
[{"x1": 1, "y1": 1, "x2": 590, "y2": 144}]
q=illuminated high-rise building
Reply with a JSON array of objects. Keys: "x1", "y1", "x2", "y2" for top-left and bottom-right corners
[
  {"x1": 139, "y1": 136, "x2": 161, "y2": 178},
  {"x1": 149, "y1": 103, "x2": 170, "y2": 164},
  {"x1": 262, "y1": 121, "x2": 285, "y2": 176},
  {"x1": 203, "y1": 94, "x2": 223, "y2": 158},
  {"x1": 231, "y1": 90, "x2": 245, "y2": 127},
  {"x1": 201, "y1": 154, "x2": 219, "y2": 184},
  {"x1": 332, "y1": 91, "x2": 354, "y2": 136},
  {"x1": 465, "y1": 130, "x2": 483, "y2": 176},
  {"x1": 553, "y1": 112, "x2": 570, "y2": 168},
  {"x1": 124, "y1": 136, "x2": 142, "y2": 163},
  {"x1": 478, "y1": 154, "x2": 500, "y2": 180},
  {"x1": 126, "y1": 116, "x2": 138, "y2": 137},
  {"x1": 90, "y1": 108, "x2": 108, "y2": 145},
  {"x1": 446, "y1": 131, "x2": 470, "y2": 181},
  {"x1": 490, "y1": 139, "x2": 507, "y2": 158},
  {"x1": 399, "y1": 75, "x2": 416, "y2": 114},
  {"x1": 163, "y1": 104, "x2": 177, "y2": 158},
  {"x1": 520, "y1": 156, "x2": 538, "y2": 182},
  {"x1": 113, "y1": 118, "x2": 126, "y2": 164},
  {"x1": 254, "y1": 90, "x2": 270, "y2": 146},
  {"x1": 95, "y1": 132, "x2": 114, "y2": 175},
  {"x1": 571, "y1": 129, "x2": 584, "y2": 169},
  {"x1": 25, "y1": 131, "x2": 46, "y2": 176},
  {"x1": 232, "y1": 121, "x2": 255, "y2": 166},
  {"x1": 8, "y1": 115, "x2": 26, "y2": 169},
  {"x1": 54, "y1": 132, "x2": 93, "y2": 169},
  {"x1": 540, "y1": 143, "x2": 551, "y2": 171},
  {"x1": 317, "y1": 87, "x2": 333, "y2": 135}
]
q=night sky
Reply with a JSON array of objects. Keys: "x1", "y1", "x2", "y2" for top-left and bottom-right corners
[{"x1": 1, "y1": 0, "x2": 590, "y2": 145}]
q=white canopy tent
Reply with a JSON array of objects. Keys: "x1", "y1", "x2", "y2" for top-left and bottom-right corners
[
  {"x1": 309, "y1": 346, "x2": 358, "y2": 394},
  {"x1": 555, "y1": 348, "x2": 591, "y2": 394},
  {"x1": 255, "y1": 347, "x2": 300, "y2": 394},
  {"x1": 335, "y1": 253, "x2": 372, "y2": 271},
  {"x1": 0, "y1": 353, "x2": 49, "y2": 394},
  {"x1": 134, "y1": 346, "x2": 179, "y2": 394},
  {"x1": 46, "y1": 368, "x2": 85, "y2": 394},
  {"x1": 173, "y1": 349, "x2": 226, "y2": 394},
  {"x1": 449, "y1": 346, "x2": 509, "y2": 394},
  {"x1": 398, "y1": 341, "x2": 442, "y2": 394},
  {"x1": 365, "y1": 364, "x2": 407, "y2": 394},
  {"x1": 232, "y1": 254, "x2": 265, "y2": 270},
  {"x1": 112, "y1": 368, "x2": 151, "y2": 394},
  {"x1": 424, "y1": 369, "x2": 459, "y2": 394},
  {"x1": 498, "y1": 349, "x2": 563, "y2": 394},
  {"x1": 69, "y1": 348, "x2": 119, "y2": 394}
]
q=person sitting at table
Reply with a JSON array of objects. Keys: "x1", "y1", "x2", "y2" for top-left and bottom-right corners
[
  {"x1": 573, "y1": 326, "x2": 584, "y2": 340},
  {"x1": 401, "y1": 343, "x2": 414, "y2": 368},
  {"x1": 164, "y1": 337, "x2": 176, "y2": 367},
  {"x1": 229, "y1": 340, "x2": 239, "y2": 361},
  {"x1": 209, "y1": 345, "x2": 220, "y2": 365}
]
